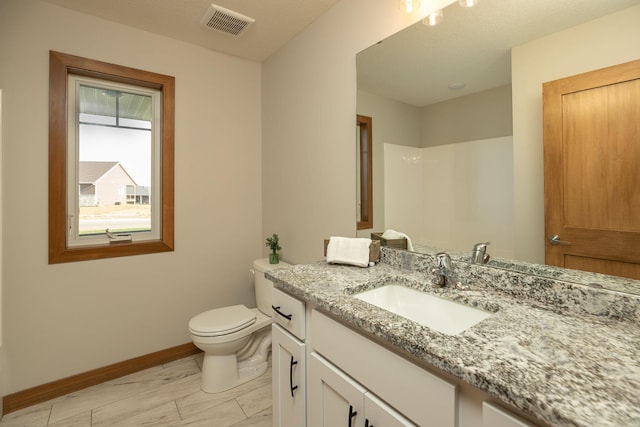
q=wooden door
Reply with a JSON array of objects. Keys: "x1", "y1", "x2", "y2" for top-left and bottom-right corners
[{"x1": 543, "y1": 59, "x2": 640, "y2": 279}]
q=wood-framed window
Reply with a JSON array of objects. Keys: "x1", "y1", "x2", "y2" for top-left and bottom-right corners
[
  {"x1": 49, "y1": 51, "x2": 174, "y2": 263},
  {"x1": 357, "y1": 115, "x2": 373, "y2": 230}
]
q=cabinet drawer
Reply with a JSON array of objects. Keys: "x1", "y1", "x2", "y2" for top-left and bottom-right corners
[
  {"x1": 272, "y1": 288, "x2": 306, "y2": 340},
  {"x1": 312, "y1": 309, "x2": 457, "y2": 427},
  {"x1": 483, "y1": 401, "x2": 537, "y2": 427}
]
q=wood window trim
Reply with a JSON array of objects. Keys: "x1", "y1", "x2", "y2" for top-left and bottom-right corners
[
  {"x1": 49, "y1": 51, "x2": 174, "y2": 263},
  {"x1": 357, "y1": 115, "x2": 373, "y2": 230}
]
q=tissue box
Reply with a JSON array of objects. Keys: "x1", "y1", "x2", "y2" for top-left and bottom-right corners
[{"x1": 371, "y1": 232, "x2": 408, "y2": 250}]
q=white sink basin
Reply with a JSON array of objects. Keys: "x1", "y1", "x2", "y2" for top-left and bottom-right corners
[{"x1": 355, "y1": 284, "x2": 492, "y2": 335}]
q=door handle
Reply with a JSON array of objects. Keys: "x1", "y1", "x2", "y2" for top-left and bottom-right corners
[
  {"x1": 289, "y1": 356, "x2": 298, "y2": 397},
  {"x1": 548, "y1": 235, "x2": 571, "y2": 246},
  {"x1": 348, "y1": 405, "x2": 358, "y2": 427}
]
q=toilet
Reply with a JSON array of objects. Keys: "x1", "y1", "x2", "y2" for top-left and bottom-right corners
[{"x1": 189, "y1": 258, "x2": 290, "y2": 393}]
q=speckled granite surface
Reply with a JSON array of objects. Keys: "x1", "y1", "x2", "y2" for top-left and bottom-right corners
[
  {"x1": 266, "y1": 251, "x2": 640, "y2": 427},
  {"x1": 412, "y1": 243, "x2": 640, "y2": 296}
]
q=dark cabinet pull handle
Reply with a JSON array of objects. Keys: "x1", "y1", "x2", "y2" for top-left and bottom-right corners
[
  {"x1": 289, "y1": 356, "x2": 298, "y2": 397},
  {"x1": 348, "y1": 405, "x2": 358, "y2": 427},
  {"x1": 272, "y1": 305, "x2": 292, "y2": 320},
  {"x1": 365, "y1": 420, "x2": 373, "y2": 427}
]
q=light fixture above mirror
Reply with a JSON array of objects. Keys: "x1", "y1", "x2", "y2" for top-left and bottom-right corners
[
  {"x1": 458, "y1": 0, "x2": 480, "y2": 7},
  {"x1": 415, "y1": 0, "x2": 481, "y2": 26},
  {"x1": 400, "y1": 0, "x2": 421, "y2": 14},
  {"x1": 423, "y1": 9, "x2": 443, "y2": 26}
]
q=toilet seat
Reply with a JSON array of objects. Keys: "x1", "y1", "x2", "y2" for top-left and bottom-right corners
[{"x1": 189, "y1": 305, "x2": 257, "y2": 337}]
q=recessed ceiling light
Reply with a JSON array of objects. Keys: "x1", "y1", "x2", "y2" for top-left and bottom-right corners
[{"x1": 448, "y1": 82, "x2": 466, "y2": 90}]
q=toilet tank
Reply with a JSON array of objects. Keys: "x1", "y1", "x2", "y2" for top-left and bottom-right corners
[{"x1": 253, "y1": 258, "x2": 290, "y2": 314}]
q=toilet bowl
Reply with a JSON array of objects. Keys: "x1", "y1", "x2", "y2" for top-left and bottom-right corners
[{"x1": 189, "y1": 258, "x2": 290, "y2": 393}]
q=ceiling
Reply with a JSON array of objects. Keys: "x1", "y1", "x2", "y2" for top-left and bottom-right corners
[
  {"x1": 40, "y1": 0, "x2": 340, "y2": 62},
  {"x1": 40, "y1": 0, "x2": 640, "y2": 104},
  {"x1": 357, "y1": 0, "x2": 640, "y2": 107}
]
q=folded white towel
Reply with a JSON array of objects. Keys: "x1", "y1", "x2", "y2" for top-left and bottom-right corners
[
  {"x1": 326, "y1": 236, "x2": 371, "y2": 267},
  {"x1": 381, "y1": 229, "x2": 414, "y2": 251}
]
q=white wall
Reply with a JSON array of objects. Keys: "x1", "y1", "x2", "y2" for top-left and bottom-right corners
[
  {"x1": 262, "y1": 0, "x2": 455, "y2": 264},
  {"x1": 357, "y1": 85, "x2": 512, "y2": 242},
  {"x1": 421, "y1": 85, "x2": 513, "y2": 147},
  {"x1": 384, "y1": 138, "x2": 515, "y2": 258},
  {"x1": 383, "y1": 144, "x2": 424, "y2": 242},
  {"x1": 356, "y1": 89, "x2": 422, "y2": 237},
  {"x1": 0, "y1": 0, "x2": 262, "y2": 394},
  {"x1": 512, "y1": 4, "x2": 640, "y2": 264}
]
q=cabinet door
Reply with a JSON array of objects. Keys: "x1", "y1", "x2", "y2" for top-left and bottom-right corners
[
  {"x1": 364, "y1": 392, "x2": 418, "y2": 427},
  {"x1": 483, "y1": 401, "x2": 536, "y2": 427},
  {"x1": 309, "y1": 352, "x2": 366, "y2": 427},
  {"x1": 272, "y1": 325, "x2": 306, "y2": 427},
  {"x1": 312, "y1": 309, "x2": 457, "y2": 426}
]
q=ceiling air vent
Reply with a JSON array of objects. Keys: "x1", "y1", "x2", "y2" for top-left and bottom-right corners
[{"x1": 200, "y1": 4, "x2": 255, "y2": 36}]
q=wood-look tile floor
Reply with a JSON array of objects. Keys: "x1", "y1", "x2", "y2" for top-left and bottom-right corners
[{"x1": 0, "y1": 353, "x2": 272, "y2": 427}]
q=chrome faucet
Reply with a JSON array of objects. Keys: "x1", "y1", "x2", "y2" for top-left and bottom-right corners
[
  {"x1": 431, "y1": 252, "x2": 452, "y2": 287},
  {"x1": 471, "y1": 242, "x2": 490, "y2": 264}
]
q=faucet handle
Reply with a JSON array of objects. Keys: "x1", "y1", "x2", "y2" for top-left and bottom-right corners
[
  {"x1": 472, "y1": 241, "x2": 490, "y2": 251},
  {"x1": 471, "y1": 242, "x2": 490, "y2": 264},
  {"x1": 435, "y1": 252, "x2": 452, "y2": 270},
  {"x1": 432, "y1": 252, "x2": 452, "y2": 287}
]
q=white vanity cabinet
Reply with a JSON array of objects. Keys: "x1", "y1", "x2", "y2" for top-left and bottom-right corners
[
  {"x1": 365, "y1": 390, "x2": 418, "y2": 427},
  {"x1": 272, "y1": 288, "x2": 306, "y2": 427},
  {"x1": 271, "y1": 289, "x2": 541, "y2": 427},
  {"x1": 308, "y1": 352, "x2": 367, "y2": 427},
  {"x1": 310, "y1": 309, "x2": 457, "y2": 426},
  {"x1": 309, "y1": 352, "x2": 416, "y2": 427},
  {"x1": 483, "y1": 401, "x2": 536, "y2": 427}
]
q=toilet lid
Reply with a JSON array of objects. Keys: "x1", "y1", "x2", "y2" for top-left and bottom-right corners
[{"x1": 189, "y1": 305, "x2": 257, "y2": 337}]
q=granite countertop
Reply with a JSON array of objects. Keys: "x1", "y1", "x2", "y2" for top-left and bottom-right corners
[{"x1": 266, "y1": 261, "x2": 640, "y2": 427}]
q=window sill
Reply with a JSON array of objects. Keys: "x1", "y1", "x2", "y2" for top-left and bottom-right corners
[{"x1": 49, "y1": 239, "x2": 174, "y2": 264}]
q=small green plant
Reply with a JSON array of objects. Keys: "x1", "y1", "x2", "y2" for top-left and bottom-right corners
[
  {"x1": 265, "y1": 233, "x2": 282, "y2": 264},
  {"x1": 265, "y1": 233, "x2": 282, "y2": 253}
]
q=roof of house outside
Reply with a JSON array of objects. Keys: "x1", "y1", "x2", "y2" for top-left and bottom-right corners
[{"x1": 79, "y1": 161, "x2": 137, "y2": 185}]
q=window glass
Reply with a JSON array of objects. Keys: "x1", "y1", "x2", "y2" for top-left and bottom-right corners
[{"x1": 67, "y1": 77, "x2": 160, "y2": 246}]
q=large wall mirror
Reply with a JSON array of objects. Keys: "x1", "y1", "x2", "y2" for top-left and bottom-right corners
[{"x1": 356, "y1": 0, "x2": 640, "y2": 294}]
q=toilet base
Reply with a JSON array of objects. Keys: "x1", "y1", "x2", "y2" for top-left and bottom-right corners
[
  {"x1": 199, "y1": 328, "x2": 272, "y2": 393},
  {"x1": 200, "y1": 354, "x2": 270, "y2": 393}
]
